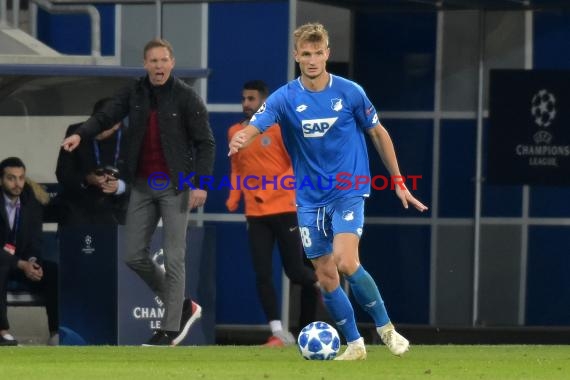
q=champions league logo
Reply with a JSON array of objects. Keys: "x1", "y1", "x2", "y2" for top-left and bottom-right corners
[
  {"x1": 531, "y1": 90, "x2": 556, "y2": 146},
  {"x1": 488, "y1": 70, "x2": 570, "y2": 185},
  {"x1": 81, "y1": 235, "x2": 95, "y2": 255},
  {"x1": 515, "y1": 89, "x2": 570, "y2": 167},
  {"x1": 531, "y1": 89, "x2": 556, "y2": 128}
]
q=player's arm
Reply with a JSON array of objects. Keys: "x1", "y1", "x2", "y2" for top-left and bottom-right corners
[
  {"x1": 367, "y1": 124, "x2": 428, "y2": 212},
  {"x1": 226, "y1": 128, "x2": 244, "y2": 211},
  {"x1": 228, "y1": 125, "x2": 260, "y2": 156},
  {"x1": 367, "y1": 123, "x2": 401, "y2": 178}
]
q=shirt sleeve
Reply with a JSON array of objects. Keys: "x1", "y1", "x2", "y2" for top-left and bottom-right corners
[
  {"x1": 249, "y1": 90, "x2": 283, "y2": 133},
  {"x1": 351, "y1": 83, "x2": 380, "y2": 131}
]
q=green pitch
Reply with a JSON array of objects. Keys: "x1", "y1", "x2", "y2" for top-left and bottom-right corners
[{"x1": 0, "y1": 345, "x2": 568, "y2": 380}]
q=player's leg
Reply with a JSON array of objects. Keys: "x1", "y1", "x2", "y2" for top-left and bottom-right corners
[
  {"x1": 247, "y1": 217, "x2": 292, "y2": 345},
  {"x1": 274, "y1": 212, "x2": 316, "y2": 287},
  {"x1": 298, "y1": 206, "x2": 365, "y2": 360},
  {"x1": 272, "y1": 212, "x2": 319, "y2": 331},
  {"x1": 331, "y1": 196, "x2": 409, "y2": 356}
]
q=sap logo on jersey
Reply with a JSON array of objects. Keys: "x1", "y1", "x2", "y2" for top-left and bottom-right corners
[{"x1": 302, "y1": 117, "x2": 338, "y2": 137}]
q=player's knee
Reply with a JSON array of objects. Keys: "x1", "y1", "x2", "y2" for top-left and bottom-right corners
[{"x1": 335, "y1": 257, "x2": 359, "y2": 276}]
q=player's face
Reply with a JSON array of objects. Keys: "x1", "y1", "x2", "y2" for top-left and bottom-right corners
[
  {"x1": 144, "y1": 46, "x2": 175, "y2": 86},
  {"x1": 294, "y1": 41, "x2": 330, "y2": 80},
  {"x1": 0, "y1": 166, "x2": 25, "y2": 200},
  {"x1": 241, "y1": 89, "x2": 264, "y2": 119}
]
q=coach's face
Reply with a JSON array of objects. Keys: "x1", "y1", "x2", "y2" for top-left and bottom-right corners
[
  {"x1": 1, "y1": 166, "x2": 25, "y2": 200},
  {"x1": 294, "y1": 40, "x2": 330, "y2": 81},
  {"x1": 144, "y1": 46, "x2": 175, "y2": 86}
]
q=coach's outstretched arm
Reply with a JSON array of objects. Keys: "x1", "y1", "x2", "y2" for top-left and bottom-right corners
[
  {"x1": 61, "y1": 134, "x2": 82, "y2": 152},
  {"x1": 228, "y1": 124, "x2": 260, "y2": 156}
]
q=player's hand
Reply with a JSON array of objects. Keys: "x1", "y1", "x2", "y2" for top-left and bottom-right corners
[
  {"x1": 228, "y1": 132, "x2": 247, "y2": 156},
  {"x1": 395, "y1": 185, "x2": 428, "y2": 212},
  {"x1": 61, "y1": 134, "x2": 81, "y2": 152},
  {"x1": 225, "y1": 198, "x2": 238, "y2": 212},
  {"x1": 189, "y1": 189, "x2": 207, "y2": 210}
]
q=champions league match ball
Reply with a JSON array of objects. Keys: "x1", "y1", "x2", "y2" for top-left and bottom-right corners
[{"x1": 297, "y1": 321, "x2": 341, "y2": 360}]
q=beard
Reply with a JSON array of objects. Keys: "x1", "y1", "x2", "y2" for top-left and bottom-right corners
[{"x1": 2, "y1": 186, "x2": 22, "y2": 199}]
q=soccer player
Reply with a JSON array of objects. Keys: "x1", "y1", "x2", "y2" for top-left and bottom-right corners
[
  {"x1": 229, "y1": 23, "x2": 428, "y2": 360},
  {"x1": 226, "y1": 80, "x2": 318, "y2": 346}
]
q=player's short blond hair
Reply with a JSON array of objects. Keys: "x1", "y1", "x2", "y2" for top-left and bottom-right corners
[{"x1": 293, "y1": 22, "x2": 329, "y2": 50}]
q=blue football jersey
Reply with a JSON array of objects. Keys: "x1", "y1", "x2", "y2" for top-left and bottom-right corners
[{"x1": 250, "y1": 74, "x2": 380, "y2": 207}]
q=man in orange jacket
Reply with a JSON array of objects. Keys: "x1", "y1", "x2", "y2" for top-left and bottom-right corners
[{"x1": 226, "y1": 80, "x2": 318, "y2": 346}]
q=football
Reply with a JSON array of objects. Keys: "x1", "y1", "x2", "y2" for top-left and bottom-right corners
[{"x1": 297, "y1": 321, "x2": 341, "y2": 360}]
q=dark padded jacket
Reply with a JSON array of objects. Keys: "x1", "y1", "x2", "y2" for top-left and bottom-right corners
[
  {"x1": 0, "y1": 184, "x2": 42, "y2": 269},
  {"x1": 76, "y1": 76, "x2": 215, "y2": 191}
]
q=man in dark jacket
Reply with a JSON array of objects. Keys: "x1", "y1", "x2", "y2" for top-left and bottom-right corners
[
  {"x1": 56, "y1": 98, "x2": 129, "y2": 225},
  {"x1": 0, "y1": 157, "x2": 58, "y2": 346},
  {"x1": 61, "y1": 39, "x2": 215, "y2": 346}
]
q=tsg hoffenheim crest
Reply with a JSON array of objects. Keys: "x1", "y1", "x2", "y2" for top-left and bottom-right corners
[{"x1": 331, "y1": 98, "x2": 343, "y2": 111}]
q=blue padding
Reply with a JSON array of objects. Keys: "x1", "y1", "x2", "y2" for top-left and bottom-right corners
[
  {"x1": 356, "y1": 225, "x2": 430, "y2": 324},
  {"x1": 529, "y1": 186, "x2": 570, "y2": 217},
  {"x1": 59, "y1": 326, "x2": 87, "y2": 346},
  {"x1": 207, "y1": 2, "x2": 289, "y2": 103},
  {"x1": 439, "y1": 119, "x2": 476, "y2": 217},
  {"x1": 203, "y1": 112, "x2": 243, "y2": 214},
  {"x1": 210, "y1": 221, "x2": 283, "y2": 325},
  {"x1": 534, "y1": 10, "x2": 570, "y2": 70},
  {"x1": 482, "y1": 120, "x2": 523, "y2": 217},
  {"x1": 353, "y1": 11, "x2": 436, "y2": 111},
  {"x1": 366, "y1": 119, "x2": 433, "y2": 218},
  {"x1": 526, "y1": 226, "x2": 570, "y2": 325},
  {"x1": 37, "y1": 5, "x2": 116, "y2": 56}
]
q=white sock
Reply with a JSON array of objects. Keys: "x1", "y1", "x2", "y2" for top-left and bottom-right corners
[
  {"x1": 269, "y1": 320, "x2": 283, "y2": 334},
  {"x1": 377, "y1": 322, "x2": 395, "y2": 336},
  {"x1": 347, "y1": 337, "x2": 365, "y2": 346}
]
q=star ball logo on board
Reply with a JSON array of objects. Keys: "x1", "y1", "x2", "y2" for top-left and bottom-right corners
[
  {"x1": 81, "y1": 235, "x2": 95, "y2": 255},
  {"x1": 514, "y1": 89, "x2": 570, "y2": 167}
]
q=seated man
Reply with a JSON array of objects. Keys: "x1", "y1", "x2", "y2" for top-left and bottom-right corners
[{"x1": 0, "y1": 157, "x2": 58, "y2": 346}]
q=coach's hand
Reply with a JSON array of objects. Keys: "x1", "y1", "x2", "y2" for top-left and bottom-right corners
[
  {"x1": 189, "y1": 189, "x2": 207, "y2": 210},
  {"x1": 61, "y1": 134, "x2": 81, "y2": 152}
]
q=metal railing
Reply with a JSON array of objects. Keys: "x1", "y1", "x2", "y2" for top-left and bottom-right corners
[{"x1": 1, "y1": 0, "x2": 101, "y2": 57}]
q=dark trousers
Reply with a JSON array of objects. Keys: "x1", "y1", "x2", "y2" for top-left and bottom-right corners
[
  {"x1": 247, "y1": 212, "x2": 317, "y2": 325},
  {"x1": 0, "y1": 260, "x2": 59, "y2": 333}
]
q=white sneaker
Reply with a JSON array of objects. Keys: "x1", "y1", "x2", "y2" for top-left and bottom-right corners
[
  {"x1": 334, "y1": 338, "x2": 367, "y2": 361},
  {"x1": 379, "y1": 324, "x2": 409, "y2": 356}
]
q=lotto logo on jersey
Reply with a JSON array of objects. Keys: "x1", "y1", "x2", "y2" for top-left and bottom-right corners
[{"x1": 302, "y1": 117, "x2": 338, "y2": 138}]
